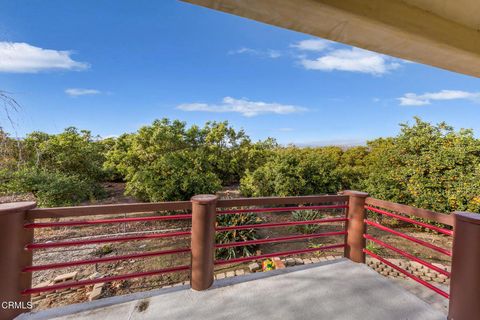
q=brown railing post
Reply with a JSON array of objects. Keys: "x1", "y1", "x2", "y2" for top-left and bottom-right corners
[
  {"x1": 448, "y1": 211, "x2": 480, "y2": 320},
  {"x1": 190, "y1": 194, "x2": 218, "y2": 291},
  {"x1": 342, "y1": 191, "x2": 368, "y2": 263},
  {"x1": 0, "y1": 202, "x2": 36, "y2": 320}
]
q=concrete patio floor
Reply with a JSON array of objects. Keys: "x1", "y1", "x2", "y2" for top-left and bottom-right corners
[{"x1": 19, "y1": 259, "x2": 446, "y2": 320}]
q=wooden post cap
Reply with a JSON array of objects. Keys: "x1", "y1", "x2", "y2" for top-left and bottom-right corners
[
  {"x1": 341, "y1": 190, "x2": 369, "y2": 198},
  {"x1": 0, "y1": 202, "x2": 36, "y2": 215},
  {"x1": 191, "y1": 195, "x2": 218, "y2": 204}
]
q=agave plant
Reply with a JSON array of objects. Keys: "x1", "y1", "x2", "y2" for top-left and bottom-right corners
[
  {"x1": 215, "y1": 211, "x2": 263, "y2": 260},
  {"x1": 291, "y1": 209, "x2": 325, "y2": 234}
]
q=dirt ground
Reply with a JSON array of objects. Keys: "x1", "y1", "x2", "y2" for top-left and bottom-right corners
[{"x1": 3, "y1": 183, "x2": 453, "y2": 310}]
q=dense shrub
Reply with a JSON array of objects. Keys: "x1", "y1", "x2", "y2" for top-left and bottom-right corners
[
  {"x1": 0, "y1": 168, "x2": 103, "y2": 207},
  {"x1": 240, "y1": 147, "x2": 343, "y2": 197},
  {"x1": 336, "y1": 146, "x2": 369, "y2": 191},
  {"x1": 105, "y1": 118, "x2": 275, "y2": 201},
  {"x1": 0, "y1": 127, "x2": 108, "y2": 207},
  {"x1": 363, "y1": 118, "x2": 480, "y2": 213},
  {"x1": 123, "y1": 149, "x2": 222, "y2": 201},
  {"x1": 22, "y1": 127, "x2": 106, "y2": 181}
]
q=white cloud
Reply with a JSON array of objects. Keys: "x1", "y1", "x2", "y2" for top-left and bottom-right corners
[
  {"x1": 0, "y1": 42, "x2": 89, "y2": 73},
  {"x1": 290, "y1": 39, "x2": 330, "y2": 52},
  {"x1": 177, "y1": 97, "x2": 306, "y2": 117},
  {"x1": 65, "y1": 88, "x2": 101, "y2": 97},
  {"x1": 398, "y1": 90, "x2": 480, "y2": 106},
  {"x1": 299, "y1": 47, "x2": 400, "y2": 75},
  {"x1": 228, "y1": 47, "x2": 281, "y2": 59},
  {"x1": 278, "y1": 128, "x2": 294, "y2": 132}
]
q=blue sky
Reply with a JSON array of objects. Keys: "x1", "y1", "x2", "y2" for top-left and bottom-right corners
[{"x1": 1, "y1": 0, "x2": 479, "y2": 145}]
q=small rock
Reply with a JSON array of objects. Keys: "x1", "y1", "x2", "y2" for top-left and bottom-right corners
[
  {"x1": 216, "y1": 273, "x2": 226, "y2": 279},
  {"x1": 285, "y1": 258, "x2": 296, "y2": 266},
  {"x1": 303, "y1": 259, "x2": 313, "y2": 265},
  {"x1": 311, "y1": 257, "x2": 320, "y2": 263},
  {"x1": 294, "y1": 258, "x2": 304, "y2": 265},
  {"x1": 249, "y1": 262, "x2": 260, "y2": 272},
  {"x1": 226, "y1": 271, "x2": 235, "y2": 278},
  {"x1": 87, "y1": 282, "x2": 105, "y2": 301}
]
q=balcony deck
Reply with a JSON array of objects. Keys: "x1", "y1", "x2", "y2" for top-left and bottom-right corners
[{"x1": 19, "y1": 259, "x2": 446, "y2": 320}]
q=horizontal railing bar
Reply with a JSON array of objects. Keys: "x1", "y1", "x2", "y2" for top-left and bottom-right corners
[
  {"x1": 216, "y1": 217, "x2": 347, "y2": 232},
  {"x1": 365, "y1": 197, "x2": 453, "y2": 226},
  {"x1": 22, "y1": 248, "x2": 191, "y2": 272},
  {"x1": 215, "y1": 231, "x2": 346, "y2": 249},
  {"x1": 26, "y1": 201, "x2": 192, "y2": 219},
  {"x1": 365, "y1": 206, "x2": 453, "y2": 236},
  {"x1": 24, "y1": 214, "x2": 192, "y2": 229},
  {"x1": 364, "y1": 249, "x2": 449, "y2": 299},
  {"x1": 26, "y1": 230, "x2": 191, "y2": 250},
  {"x1": 217, "y1": 205, "x2": 348, "y2": 215},
  {"x1": 217, "y1": 195, "x2": 348, "y2": 208},
  {"x1": 22, "y1": 265, "x2": 190, "y2": 295},
  {"x1": 365, "y1": 220, "x2": 451, "y2": 256},
  {"x1": 214, "y1": 243, "x2": 345, "y2": 265},
  {"x1": 363, "y1": 234, "x2": 450, "y2": 277}
]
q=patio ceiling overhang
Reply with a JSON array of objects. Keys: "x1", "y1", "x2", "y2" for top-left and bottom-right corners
[{"x1": 181, "y1": 0, "x2": 480, "y2": 78}]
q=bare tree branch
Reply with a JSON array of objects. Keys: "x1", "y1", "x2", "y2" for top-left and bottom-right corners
[{"x1": 0, "y1": 90, "x2": 23, "y2": 163}]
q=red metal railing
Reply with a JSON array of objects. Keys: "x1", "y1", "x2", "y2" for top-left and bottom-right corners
[
  {"x1": 24, "y1": 213, "x2": 192, "y2": 228},
  {"x1": 364, "y1": 220, "x2": 451, "y2": 256},
  {"x1": 22, "y1": 248, "x2": 191, "y2": 272},
  {"x1": 22, "y1": 204, "x2": 193, "y2": 294},
  {"x1": 216, "y1": 217, "x2": 347, "y2": 232},
  {"x1": 364, "y1": 202, "x2": 452, "y2": 299},
  {"x1": 216, "y1": 231, "x2": 347, "y2": 249},
  {"x1": 26, "y1": 230, "x2": 191, "y2": 250},
  {"x1": 365, "y1": 206, "x2": 453, "y2": 236},
  {"x1": 214, "y1": 204, "x2": 348, "y2": 266}
]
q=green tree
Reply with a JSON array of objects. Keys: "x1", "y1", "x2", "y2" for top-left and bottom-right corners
[
  {"x1": 364, "y1": 118, "x2": 480, "y2": 213},
  {"x1": 240, "y1": 146, "x2": 343, "y2": 197},
  {"x1": 22, "y1": 127, "x2": 106, "y2": 181},
  {"x1": 105, "y1": 118, "x2": 274, "y2": 201}
]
